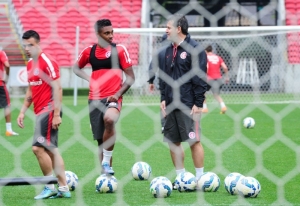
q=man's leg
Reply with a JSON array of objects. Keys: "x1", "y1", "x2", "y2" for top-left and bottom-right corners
[
  {"x1": 190, "y1": 141, "x2": 204, "y2": 180},
  {"x1": 101, "y1": 108, "x2": 120, "y2": 175},
  {"x1": 4, "y1": 106, "x2": 18, "y2": 136},
  {"x1": 168, "y1": 142, "x2": 185, "y2": 170},
  {"x1": 47, "y1": 148, "x2": 71, "y2": 198},
  {"x1": 32, "y1": 146, "x2": 58, "y2": 199}
]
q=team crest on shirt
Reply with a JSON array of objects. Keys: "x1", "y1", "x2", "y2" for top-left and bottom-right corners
[
  {"x1": 189, "y1": 132, "x2": 196, "y2": 139},
  {"x1": 180, "y1": 52, "x2": 187, "y2": 59},
  {"x1": 33, "y1": 68, "x2": 39, "y2": 76},
  {"x1": 37, "y1": 136, "x2": 45, "y2": 143},
  {"x1": 105, "y1": 51, "x2": 111, "y2": 58}
]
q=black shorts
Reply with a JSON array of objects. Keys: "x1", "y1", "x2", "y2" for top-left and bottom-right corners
[
  {"x1": 32, "y1": 110, "x2": 62, "y2": 149},
  {"x1": 0, "y1": 85, "x2": 10, "y2": 108},
  {"x1": 89, "y1": 99, "x2": 122, "y2": 143},
  {"x1": 163, "y1": 109, "x2": 201, "y2": 143},
  {"x1": 207, "y1": 79, "x2": 223, "y2": 94}
]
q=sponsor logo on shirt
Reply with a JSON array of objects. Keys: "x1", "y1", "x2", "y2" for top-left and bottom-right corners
[
  {"x1": 189, "y1": 132, "x2": 196, "y2": 139},
  {"x1": 29, "y1": 79, "x2": 43, "y2": 86},
  {"x1": 207, "y1": 55, "x2": 220, "y2": 64},
  {"x1": 180, "y1": 52, "x2": 187, "y2": 59}
]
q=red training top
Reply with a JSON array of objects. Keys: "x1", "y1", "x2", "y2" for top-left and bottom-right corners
[
  {"x1": 27, "y1": 52, "x2": 60, "y2": 115},
  {"x1": 77, "y1": 44, "x2": 132, "y2": 100},
  {"x1": 207, "y1": 53, "x2": 224, "y2": 80},
  {"x1": 0, "y1": 50, "x2": 9, "y2": 86}
]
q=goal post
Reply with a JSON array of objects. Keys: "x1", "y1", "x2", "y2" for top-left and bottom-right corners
[{"x1": 113, "y1": 26, "x2": 300, "y2": 104}]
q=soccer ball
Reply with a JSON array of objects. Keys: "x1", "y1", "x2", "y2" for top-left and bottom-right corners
[
  {"x1": 95, "y1": 174, "x2": 118, "y2": 193},
  {"x1": 236, "y1": 176, "x2": 261, "y2": 198},
  {"x1": 65, "y1": 171, "x2": 78, "y2": 191},
  {"x1": 243, "y1": 117, "x2": 255, "y2": 128},
  {"x1": 131, "y1": 161, "x2": 152, "y2": 180},
  {"x1": 224, "y1": 172, "x2": 244, "y2": 195},
  {"x1": 197, "y1": 172, "x2": 220, "y2": 192},
  {"x1": 149, "y1": 176, "x2": 172, "y2": 198},
  {"x1": 174, "y1": 172, "x2": 197, "y2": 192}
]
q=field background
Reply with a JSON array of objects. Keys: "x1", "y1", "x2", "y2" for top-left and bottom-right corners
[{"x1": 0, "y1": 95, "x2": 300, "y2": 206}]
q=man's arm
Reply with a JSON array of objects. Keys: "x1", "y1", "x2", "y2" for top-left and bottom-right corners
[
  {"x1": 221, "y1": 62, "x2": 229, "y2": 84},
  {"x1": 148, "y1": 60, "x2": 155, "y2": 92},
  {"x1": 192, "y1": 49, "x2": 207, "y2": 108},
  {"x1": 4, "y1": 60, "x2": 10, "y2": 83},
  {"x1": 73, "y1": 62, "x2": 90, "y2": 82},
  {"x1": 17, "y1": 86, "x2": 32, "y2": 128},
  {"x1": 50, "y1": 78, "x2": 62, "y2": 130},
  {"x1": 107, "y1": 67, "x2": 135, "y2": 102}
]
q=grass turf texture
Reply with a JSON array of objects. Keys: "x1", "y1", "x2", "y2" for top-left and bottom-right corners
[{"x1": 0, "y1": 96, "x2": 300, "y2": 205}]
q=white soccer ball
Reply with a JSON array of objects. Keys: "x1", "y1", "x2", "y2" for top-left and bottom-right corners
[
  {"x1": 149, "y1": 176, "x2": 172, "y2": 198},
  {"x1": 131, "y1": 161, "x2": 152, "y2": 180},
  {"x1": 65, "y1": 171, "x2": 78, "y2": 191},
  {"x1": 197, "y1": 172, "x2": 220, "y2": 192},
  {"x1": 236, "y1": 176, "x2": 261, "y2": 198},
  {"x1": 224, "y1": 172, "x2": 244, "y2": 195},
  {"x1": 243, "y1": 117, "x2": 255, "y2": 128},
  {"x1": 174, "y1": 172, "x2": 197, "y2": 192},
  {"x1": 95, "y1": 174, "x2": 118, "y2": 193}
]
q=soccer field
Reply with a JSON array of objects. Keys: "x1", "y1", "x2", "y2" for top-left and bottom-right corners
[{"x1": 0, "y1": 96, "x2": 300, "y2": 205}]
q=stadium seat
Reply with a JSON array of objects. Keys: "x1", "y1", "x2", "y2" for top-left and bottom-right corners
[{"x1": 12, "y1": 0, "x2": 142, "y2": 67}]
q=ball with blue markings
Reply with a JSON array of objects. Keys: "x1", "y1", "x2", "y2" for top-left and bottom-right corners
[
  {"x1": 224, "y1": 172, "x2": 244, "y2": 195},
  {"x1": 175, "y1": 172, "x2": 197, "y2": 192},
  {"x1": 131, "y1": 161, "x2": 152, "y2": 180},
  {"x1": 65, "y1": 171, "x2": 78, "y2": 191},
  {"x1": 197, "y1": 172, "x2": 220, "y2": 192},
  {"x1": 243, "y1": 117, "x2": 255, "y2": 128},
  {"x1": 236, "y1": 176, "x2": 261, "y2": 198},
  {"x1": 95, "y1": 174, "x2": 118, "y2": 193},
  {"x1": 149, "y1": 176, "x2": 172, "y2": 198}
]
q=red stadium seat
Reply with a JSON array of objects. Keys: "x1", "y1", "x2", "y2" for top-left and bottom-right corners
[{"x1": 13, "y1": 0, "x2": 142, "y2": 67}]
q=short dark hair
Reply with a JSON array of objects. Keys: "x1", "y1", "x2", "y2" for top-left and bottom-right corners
[
  {"x1": 22, "y1": 30, "x2": 40, "y2": 42},
  {"x1": 205, "y1": 45, "x2": 212, "y2": 52},
  {"x1": 168, "y1": 14, "x2": 189, "y2": 35},
  {"x1": 94, "y1": 19, "x2": 112, "y2": 33}
]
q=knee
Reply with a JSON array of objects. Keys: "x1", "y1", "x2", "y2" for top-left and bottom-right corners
[
  {"x1": 104, "y1": 117, "x2": 115, "y2": 129},
  {"x1": 32, "y1": 146, "x2": 43, "y2": 156}
]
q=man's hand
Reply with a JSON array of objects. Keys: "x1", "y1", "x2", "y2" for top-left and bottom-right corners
[
  {"x1": 107, "y1": 94, "x2": 119, "y2": 102},
  {"x1": 160, "y1": 100, "x2": 166, "y2": 117},
  {"x1": 52, "y1": 115, "x2": 62, "y2": 130},
  {"x1": 224, "y1": 76, "x2": 229, "y2": 84},
  {"x1": 190, "y1": 105, "x2": 202, "y2": 121},
  {"x1": 149, "y1": 84, "x2": 155, "y2": 92},
  {"x1": 17, "y1": 113, "x2": 25, "y2": 128}
]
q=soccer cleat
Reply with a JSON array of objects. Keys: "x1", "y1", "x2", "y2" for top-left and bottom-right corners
[
  {"x1": 172, "y1": 182, "x2": 177, "y2": 190},
  {"x1": 102, "y1": 162, "x2": 114, "y2": 175},
  {"x1": 5, "y1": 131, "x2": 19, "y2": 136},
  {"x1": 220, "y1": 107, "x2": 227, "y2": 114},
  {"x1": 202, "y1": 108, "x2": 208, "y2": 113},
  {"x1": 50, "y1": 190, "x2": 71, "y2": 199},
  {"x1": 34, "y1": 186, "x2": 57, "y2": 200},
  {"x1": 161, "y1": 127, "x2": 164, "y2": 134}
]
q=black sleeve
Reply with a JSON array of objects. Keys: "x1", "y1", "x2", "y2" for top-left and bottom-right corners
[
  {"x1": 192, "y1": 49, "x2": 207, "y2": 108},
  {"x1": 147, "y1": 60, "x2": 155, "y2": 84}
]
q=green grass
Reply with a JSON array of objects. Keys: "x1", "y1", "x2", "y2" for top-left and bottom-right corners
[{"x1": 0, "y1": 96, "x2": 300, "y2": 205}]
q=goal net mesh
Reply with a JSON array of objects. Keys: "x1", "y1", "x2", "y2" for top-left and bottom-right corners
[{"x1": 1, "y1": 0, "x2": 300, "y2": 205}]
